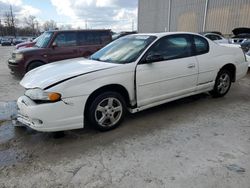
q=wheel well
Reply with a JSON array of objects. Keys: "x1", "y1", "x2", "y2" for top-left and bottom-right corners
[
  {"x1": 26, "y1": 60, "x2": 45, "y2": 72},
  {"x1": 220, "y1": 64, "x2": 236, "y2": 82},
  {"x1": 84, "y1": 84, "x2": 131, "y2": 117}
]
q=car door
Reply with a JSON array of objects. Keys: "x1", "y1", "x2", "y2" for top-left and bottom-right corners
[
  {"x1": 48, "y1": 32, "x2": 79, "y2": 62},
  {"x1": 136, "y1": 34, "x2": 198, "y2": 107}
]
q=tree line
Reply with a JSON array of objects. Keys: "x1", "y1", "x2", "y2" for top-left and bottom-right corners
[{"x1": 0, "y1": 5, "x2": 72, "y2": 37}]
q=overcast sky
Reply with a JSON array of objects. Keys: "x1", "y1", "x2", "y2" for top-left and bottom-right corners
[{"x1": 0, "y1": 0, "x2": 138, "y2": 31}]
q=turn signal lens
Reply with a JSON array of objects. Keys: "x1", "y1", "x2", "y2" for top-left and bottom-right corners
[{"x1": 48, "y1": 93, "x2": 61, "y2": 102}]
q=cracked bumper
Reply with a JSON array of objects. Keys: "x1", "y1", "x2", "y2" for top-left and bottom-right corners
[{"x1": 17, "y1": 95, "x2": 88, "y2": 132}]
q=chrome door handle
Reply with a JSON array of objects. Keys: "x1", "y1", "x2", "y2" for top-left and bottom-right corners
[{"x1": 187, "y1": 64, "x2": 195, "y2": 68}]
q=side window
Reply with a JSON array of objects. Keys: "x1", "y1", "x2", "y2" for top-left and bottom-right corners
[
  {"x1": 54, "y1": 32, "x2": 77, "y2": 47},
  {"x1": 78, "y1": 32, "x2": 87, "y2": 45},
  {"x1": 216, "y1": 35, "x2": 223, "y2": 40},
  {"x1": 206, "y1": 34, "x2": 215, "y2": 41},
  {"x1": 194, "y1": 36, "x2": 209, "y2": 55},
  {"x1": 78, "y1": 31, "x2": 102, "y2": 45},
  {"x1": 147, "y1": 35, "x2": 192, "y2": 61},
  {"x1": 206, "y1": 34, "x2": 222, "y2": 41}
]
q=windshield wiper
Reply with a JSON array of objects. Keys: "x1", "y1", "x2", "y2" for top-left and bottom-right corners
[{"x1": 90, "y1": 57, "x2": 101, "y2": 61}]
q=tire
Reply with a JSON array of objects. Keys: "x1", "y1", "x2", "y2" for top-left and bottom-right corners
[
  {"x1": 87, "y1": 92, "x2": 126, "y2": 131},
  {"x1": 210, "y1": 69, "x2": 232, "y2": 98},
  {"x1": 26, "y1": 61, "x2": 44, "y2": 72}
]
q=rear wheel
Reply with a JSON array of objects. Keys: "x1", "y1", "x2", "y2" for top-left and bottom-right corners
[
  {"x1": 87, "y1": 92, "x2": 126, "y2": 131},
  {"x1": 210, "y1": 69, "x2": 232, "y2": 98},
  {"x1": 26, "y1": 61, "x2": 44, "y2": 72}
]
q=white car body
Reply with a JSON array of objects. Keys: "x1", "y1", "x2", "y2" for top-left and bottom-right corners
[
  {"x1": 17, "y1": 32, "x2": 249, "y2": 132},
  {"x1": 219, "y1": 44, "x2": 250, "y2": 67}
]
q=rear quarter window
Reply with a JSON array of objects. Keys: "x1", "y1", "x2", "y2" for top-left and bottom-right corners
[
  {"x1": 194, "y1": 36, "x2": 209, "y2": 55},
  {"x1": 78, "y1": 31, "x2": 111, "y2": 45}
]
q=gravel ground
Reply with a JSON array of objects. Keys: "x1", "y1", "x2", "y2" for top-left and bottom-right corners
[
  {"x1": 0, "y1": 45, "x2": 250, "y2": 187},
  {"x1": 0, "y1": 46, "x2": 24, "y2": 101}
]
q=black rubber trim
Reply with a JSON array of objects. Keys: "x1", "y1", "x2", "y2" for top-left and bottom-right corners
[{"x1": 44, "y1": 67, "x2": 114, "y2": 90}]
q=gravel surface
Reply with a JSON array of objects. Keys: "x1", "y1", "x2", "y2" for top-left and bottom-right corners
[
  {"x1": 0, "y1": 46, "x2": 24, "y2": 101},
  {"x1": 0, "y1": 45, "x2": 250, "y2": 187}
]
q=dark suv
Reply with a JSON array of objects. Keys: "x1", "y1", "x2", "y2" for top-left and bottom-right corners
[{"x1": 8, "y1": 29, "x2": 112, "y2": 75}]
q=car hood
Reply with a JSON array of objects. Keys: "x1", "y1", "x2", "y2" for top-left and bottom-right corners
[
  {"x1": 20, "y1": 58, "x2": 119, "y2": 89},
  {"x1": 15, "y1": 46, "x2": 42, "y2": 53},
  {"x1": 16, "y1": 41, "x2": 34, "y2": 47},
  {"x1": 232, "y1": 28, "x2": 250, "y2": 35}
]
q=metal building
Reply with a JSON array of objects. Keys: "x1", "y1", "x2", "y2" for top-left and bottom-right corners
[{"x1": 138, "y1": 0, "x2": 250, "y2": 34}]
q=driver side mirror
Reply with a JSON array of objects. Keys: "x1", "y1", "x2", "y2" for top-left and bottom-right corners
[
  {"x1": 52, "y1": 42, "x2": 57, "y2": 48},
  {"x1": 145, "y1": 54, "x2": 164, "y2": 63}
]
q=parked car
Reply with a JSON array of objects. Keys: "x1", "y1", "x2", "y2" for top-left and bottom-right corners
[
  {"x1": 230, "y1": 27, "x2": 250, "y2": 45},
  {"x1": 200, "y1": 32, "x2": 229, "y2": 44},
  {"x1": 246, "y1": 50, "x2": 250, "y2": 67},
  {"x1": 15, "y1": 36, "x2": 40, "y2": 49},
  {"x1": 112, "y1": 31, "x2": 137, "y2": 41},
  {"x1": 241, "y1": 40, "x2": 250, "y2": 53},
  {"x1": 16, "y1": 32, "x2": 248, "y2": 132},
  {"x1": 1, "y1": 38, "x2": 12, "y2": 46},
  {"x1": 8, "y1": 29, "x2": 112, "y2": 75},
  {"x1": 13, "y1": 37, "x2": 29, "y2": 45}
]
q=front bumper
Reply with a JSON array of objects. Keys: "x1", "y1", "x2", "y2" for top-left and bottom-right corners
[
  {"x1": 17, "y1": 95, "x2": 88, "y2": 132},
  {"x1": 8, "y1": 59, "x2": 25, "y2": 75}
]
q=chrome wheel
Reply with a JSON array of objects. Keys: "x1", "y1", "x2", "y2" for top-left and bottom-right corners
[
  {"x1": 95, "y1": 97, "x2": 123, "y2": 127},
  {"x1": 217, "y1": 73, "x2": 230, "y2": 94}
]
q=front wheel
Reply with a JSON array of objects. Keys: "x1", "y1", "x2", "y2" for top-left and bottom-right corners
[
  {"x1": 87, "y1": 92, "x2": 126, "y2": 131},
  {"x1": 26, "y1": 61, "x2": 44, "y2": 72},
  {"x1": 210, "y1": 69, "x2": 232, "y2": 98}
]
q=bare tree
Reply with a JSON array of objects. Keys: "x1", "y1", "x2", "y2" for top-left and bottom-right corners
[
  {"x1": 4, "y1": 6, "x2": 17, "y2": 37},
  {"x1": 43, "y1": 20, "x2": 57, "y2": 31},
  {"x1": 24, "y1": 15, "x2": 37, "y2": 35},
  {"x1": 59, "y1": 24, "x2": 73, "y2": 30}
]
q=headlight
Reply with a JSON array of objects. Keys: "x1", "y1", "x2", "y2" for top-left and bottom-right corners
[
  {"x1": 13, "y1": 53, "x2": 23, "y2": 61},
  {"x1": 25, "y1": 88, "x2": 61, "y2": 102}
]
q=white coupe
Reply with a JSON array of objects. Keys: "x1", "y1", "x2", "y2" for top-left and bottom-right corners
[{"x1": 17, "y1": 32, "x2": 249, "y2": 132}]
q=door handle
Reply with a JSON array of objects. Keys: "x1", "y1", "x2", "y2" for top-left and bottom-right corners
[{"x1": 187, "y1": 64, "x2": 195, "y2": 68}]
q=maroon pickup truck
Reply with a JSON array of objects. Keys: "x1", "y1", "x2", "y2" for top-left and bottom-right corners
[{"x1": 8, "y1": 29, "x2": 112, "y2": 75}]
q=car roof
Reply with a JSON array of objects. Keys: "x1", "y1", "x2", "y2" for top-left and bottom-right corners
[
  {"x1": 47, "y1": 29, "x2": 111, "y2": 33},
  {"x1": 131, "y1": 32, "x2": 204, "y2": 38}
]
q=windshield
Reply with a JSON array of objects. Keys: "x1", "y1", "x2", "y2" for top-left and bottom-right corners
[
  {"x1": 90, "y1": 35, "x2": 157, "y2": 64},
  {"x1": 35, "y1": 32, "x2": 53, "y2": 48}
]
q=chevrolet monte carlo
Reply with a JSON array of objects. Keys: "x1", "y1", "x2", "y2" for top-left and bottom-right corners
[{"x1": 16, "y1": 32, "x2": 249, "y2": 132}]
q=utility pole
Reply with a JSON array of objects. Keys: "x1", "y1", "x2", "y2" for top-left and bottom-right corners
[
  {"x1": 203, "y1": 0, "x2": 209, "y2": 32},
  {"x1": 168, "y1": 0, "x2": 172, "y2": 32},
  {"x1": 85, "y1": 20, "x2": 87, "y2": 29},
  {"x1": 10, "y1": 5, "x2": 16, "y2": 37},
  {"x1": 132, "y1": 19, "x2": 134, "y2": 31},
  {"x1": 0, "y1": 19, "x2": 2, "y2": 37}
]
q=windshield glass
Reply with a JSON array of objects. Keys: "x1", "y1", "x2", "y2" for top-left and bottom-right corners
[
  {"x1": 90, "y1": 35, "x2": 157, "y2": 64},
  {"x1": 35, "y1": 32, "x2": 53, "y2": 48}
]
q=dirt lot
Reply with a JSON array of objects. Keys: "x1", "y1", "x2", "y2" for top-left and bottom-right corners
[{"x1": 0, "y1": 46, "x2": 250, "y2": 187}]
